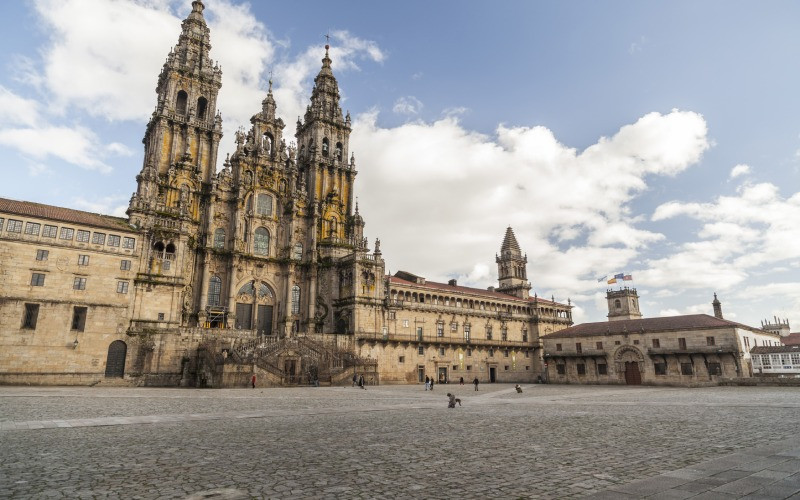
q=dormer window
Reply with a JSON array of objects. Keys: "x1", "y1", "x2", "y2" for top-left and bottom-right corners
[
  {"x1": 322, "y1": 138, "x2": 330, "y2": 157},
  {"x1": 176, "y1": 90, "x2": 188, "y2": 115}
]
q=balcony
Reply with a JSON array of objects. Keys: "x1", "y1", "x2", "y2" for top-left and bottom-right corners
[{"x1": 356, "y1": 331, "x2": 535, "y2": 349}]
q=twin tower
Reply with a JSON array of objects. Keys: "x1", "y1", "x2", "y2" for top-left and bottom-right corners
[{"x1": 125, "y1": 0, "x2": 371, "y2": 335}]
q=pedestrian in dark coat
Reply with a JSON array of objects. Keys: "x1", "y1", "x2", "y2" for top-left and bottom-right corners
[
  {"x1": 473, "y1": 377, "x2": 479, "y2": 391},
  {"x1": 251, "y1": 374, "x2": 256, "y2": 389}
]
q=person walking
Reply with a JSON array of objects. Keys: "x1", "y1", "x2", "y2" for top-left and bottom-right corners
[
  {"x1": 358, "y1": 374, "x2": 366, "y2": 390},
  {"x1": 429, "y1": 377, "x2": 434, "y2": 391},
  {"x1": 251, "y1": 374, "x2": 256, "y2": 389},
  {"x1": 352, "y1": 373, "x2": 357, "y2": 387},
  {"x1": 425, "y1": 375, "x2": 430, "y2": 391},
  {"x1": 473, "y1": 377, "x2": 479, "y2": 391},
  {"x1": 459, "y1": 377, "x2": 464, "y2": 385}
]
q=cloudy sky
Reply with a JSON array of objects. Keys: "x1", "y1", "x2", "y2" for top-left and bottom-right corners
[{"x1": 1, "y1": 0, "x2": 798, "y2": 328}]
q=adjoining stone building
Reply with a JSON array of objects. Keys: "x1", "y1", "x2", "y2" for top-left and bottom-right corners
[
  {"x1": 542, "y1": 289, "x2": 782, "y2": 386},
  {"x1": 0, "y1": 1, "x2": 572, "y2": 387}
]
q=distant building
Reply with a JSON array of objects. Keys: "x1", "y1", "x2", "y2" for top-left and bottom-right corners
[
  {"x1": 542, "y1": 290, "x2": 782, "y2": 386},
  {"x1": 750, "y1": 345, "x2": 800, "y2": 377},
  {"x1": 761, "y1": 317, "x2": 791, "y2": 337}
]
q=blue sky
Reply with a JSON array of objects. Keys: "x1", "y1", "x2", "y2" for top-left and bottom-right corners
[{"x1": 0, "y1": 0, "x2": 798, "y2": 328}]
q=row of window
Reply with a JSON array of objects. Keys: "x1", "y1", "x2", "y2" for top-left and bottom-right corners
[
  {"x1": 390, "y1": 291, "x2": 570, "y2": 321},
  {"x1": 206, "y1": 277, "x2": 301, "y2": 314},
  {"x1": 752, "y1": 353, "x2": 800, "y2": 368},
  {"x1": 555, "y1": 361, "x2": 722, "y2": 377},
  {"x1": 30, "y1": 272, "x2": 130, "y2": 293},
  {"x1": 390, "y1": 316, "x2": 528, "y2": 342},
  {"x1": 411, "y1": 345, "x2": 530, "y2": 358},
  {"x1": 35, "y1": 250, "x2": 132, "y2": 270},
  {"x1": 0, "y1": 217, "x2": 135, "y2": 249},
  {"x1": 554, "y1": 337, "x2": 718, "y2": 353},
  {"x1": 22, "y1": 304, "x2": 88, "y2": 331}
]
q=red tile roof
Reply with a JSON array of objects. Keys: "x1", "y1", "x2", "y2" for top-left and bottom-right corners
[
  {"x1": 781, "y1": 332, "x2": 800, "y2": 346},
  {"x1": 750, "y1": 345, "x2": 800, "y2": 354},
  {"x1": 388, "y1": 274, "x2": 567, "y2": 307},
  {"x1": 545, "y1": 314, "x2": 767, "y2": 339},
  {"x1": 0, "y1": 197, "x2": 134, "y2": 233}
]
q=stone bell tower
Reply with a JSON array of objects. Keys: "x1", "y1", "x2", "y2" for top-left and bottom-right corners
[
  {"x1": 126, "y1": 0, "x2": 223, "y2": 327},
  {"x1": 128, "y1": 0, "x2": 223, "y2": 227},
  {"x1": 607, "y1": 287, "x2": 643, "y2": 321},
  {"x1": 295, "y1": 44, "x2": 364, "y2": 258},
  {"x1": 496, "y1": 227, "x2": 532, "y2": 299}
]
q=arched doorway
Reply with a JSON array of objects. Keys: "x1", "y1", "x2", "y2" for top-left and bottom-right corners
[
  {"x1": 105, "y1": 340, "x2": 127, "y2": 378},
  {"x1": 614, "y1": 345, "x2": 644, "y2": 386}
]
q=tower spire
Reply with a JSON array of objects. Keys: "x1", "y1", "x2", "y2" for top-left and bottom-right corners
[{"x1": 496, "y1": 226, "x2": 531, "y2": 299}]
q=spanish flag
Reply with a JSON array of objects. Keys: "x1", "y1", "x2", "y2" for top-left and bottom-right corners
[{"x1": 607, "y1": 278, "x2": 617, "y2": 284}]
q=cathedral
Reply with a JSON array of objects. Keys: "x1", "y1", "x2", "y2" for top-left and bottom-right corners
[{"x1": 0, "y1": 1, "x2": 573, "y2": 387}]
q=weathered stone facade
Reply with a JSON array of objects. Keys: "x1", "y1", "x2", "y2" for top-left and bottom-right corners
[
  {"x1": 542, "y1": 291, "x2": 782, "y2": 386},
  {"x1": 0, "y1": 1, "x2": 572, "y2": 387}
]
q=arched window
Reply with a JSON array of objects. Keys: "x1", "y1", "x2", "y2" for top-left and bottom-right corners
[
  {"x1": 614, "y1": 299, "x2": 622, "y2": 310},
  {"x1": 293, "y1": 243, "x2": 303, "y2": 260},
  {"x1": 256, "y1": 194, "x2": 272, "y2": 216},
  {"x1": 322, "y1": 138, "x2": 330, "y2": 157},
  {"x1": 197, "y1": 96, "x2": 208, "y2": 119},
  {"x1": 335, "y1": 142, "x2": 343, "y2": 161},
  {"x1": 176, "y1": 90, "x2": 188, "y2": 115},
  {"x1": 263, "y1": 133, "x2": 273, "y2": 154},
  {"x1": 165, "y1": 243, "x2": 176, "y2": 258},
  {"x1": 208, "y1": 276, "x2": 222, "y2": 306},
  {"x1": 153, "y1": 241, "x2": 165, "y2": 254},
  {"x1": 253, "y1": 227, "x2": 269, "y2": 255},
  {"x1": 291, "y1": 285, "x2": 301, "y2": 314},
  {"x1": 213, "y1": 228, "x2": 225, "y2": 250}
]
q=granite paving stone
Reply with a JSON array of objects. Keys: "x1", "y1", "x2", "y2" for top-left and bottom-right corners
[{"x1": 1, "y1": 384, "x2": 800, "y2": 499}]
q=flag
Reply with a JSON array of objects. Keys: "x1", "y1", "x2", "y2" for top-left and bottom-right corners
[
  {"x1": 597, "y1": 276, "x2": 607, "y2": 283},
  {"x1": 607, "y1": 278, "x2": 617, "y2": 284},
  {"x1": 623, "y1": 274, "x2": 633, "y2": 281},
  {"x1": 614, "y1": 273, "x2": 624, "y2": 279}
]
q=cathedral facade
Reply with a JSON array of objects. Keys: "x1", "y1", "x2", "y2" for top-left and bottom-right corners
[{"x1": 0, "y1": 1, "x2": 572, "y2": 387}]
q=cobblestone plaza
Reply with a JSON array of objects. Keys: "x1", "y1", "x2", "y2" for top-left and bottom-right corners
[{"x1": 2, "y1": 384, "x2": 800, "y2": 499}]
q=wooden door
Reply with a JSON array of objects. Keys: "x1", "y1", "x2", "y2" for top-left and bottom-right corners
[
  {"x1": 257, "y1": 305, "x2": 272, "y2": 335},
  {"x1": 104, "y1": 340, "x2": 127, "y2": 378},
  {"x1": 624, "y1": 361, "x2": 641, "y2": 385}
]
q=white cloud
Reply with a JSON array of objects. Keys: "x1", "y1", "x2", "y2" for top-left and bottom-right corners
[
  {"x1": 629, "y1": 36, "x2": 648, "y2": 55},
  {"x1": 72, "y1": 194, "x2": 130, "y2": 218},
  {"x1": 351, "y1": 109, "x2": 710, "y2": 300},
  {"x1": 729, "y1": 163, "x2": 751, "y2": 179},
  {"x1": 0, "y1": 125, "x2": 115, "y2": 172},
  {"x1": 0, "y1": 86, "x2": 41, "y2": 126},
  {"x1": 23, "y1": 0, "x2": 383, "y2": 174},
  {"x1": 393, "y1": 96, "x2": 423, "y2": 115},
  {"x1": 644, "y1": 181, "x2": 800, "y2": 305}
]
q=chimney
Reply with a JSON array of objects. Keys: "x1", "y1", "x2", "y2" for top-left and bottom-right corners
[{"x1": 448, "y1": 279, "x2": 457, "y2": 286}]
